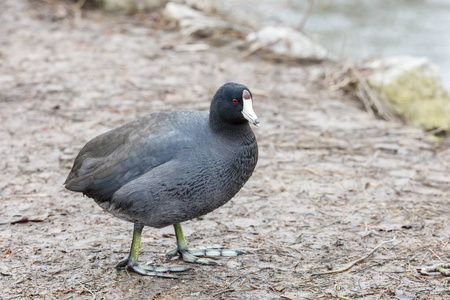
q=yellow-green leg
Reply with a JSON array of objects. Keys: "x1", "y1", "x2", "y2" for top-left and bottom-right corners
[
  {"x1": 166, "y1": 223, "x2": 245, "y2": 265},
  {"x1": 116, "y1": 223, "x2": 192, "y2": 278}
]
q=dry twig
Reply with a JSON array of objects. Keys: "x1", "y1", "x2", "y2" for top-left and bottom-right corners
[
  {"x1": 212, "y1": 289, "x2": 235, "y2": 297},
  {"x1": 428, "y1": 247, "x2": 443, "y2": 261},
  {"x1": 327, "y1": 61, "x2": 397, "y2": 122},
  {"x1": 77, "y1": 280, "x2": 96, "y2": 300},
  {"x1": 312, "y1": 237, "x2": 397, "y2": 276},
  {"x1": 349, "y1": 65, "x2": 396, "y2": 122}
]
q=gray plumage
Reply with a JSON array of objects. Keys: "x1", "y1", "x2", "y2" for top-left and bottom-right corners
[{"x1": 65, "y1": 82, "x2": 259, "y2": 229}]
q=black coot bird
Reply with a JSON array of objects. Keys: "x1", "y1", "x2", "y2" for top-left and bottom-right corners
[{"x1": 65, "y1": 82, "x2": 259, "y2": 277}]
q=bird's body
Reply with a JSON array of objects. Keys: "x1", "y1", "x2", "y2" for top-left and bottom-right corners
[
  {"x1": 65, "y1": 110, "x2": 258, "y2": 228},
  {"x1": 65, "y1": 82, "x2": 259, "y2": 277}
]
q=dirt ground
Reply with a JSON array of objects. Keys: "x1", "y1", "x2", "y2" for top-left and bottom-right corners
[{"x1": 0, "y1": 1, "x2": 449, "y2": 299}]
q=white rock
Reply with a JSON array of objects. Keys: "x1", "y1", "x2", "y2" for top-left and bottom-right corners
[
  {"x1": 363, "y1": 56, "x2": 450, "y2": 130},
  {"x1": 163, "y1": 2, "x2": 228, "y2": 36},
  {"x1": 163, "y1": 2, "x2": 204, "y2": 20},
  {"x1": 365, "y1": 56, "x2": 446, "y2": 97},
  {"x1": 246, "y1": 26, "x2": 333, "y2": 61}
]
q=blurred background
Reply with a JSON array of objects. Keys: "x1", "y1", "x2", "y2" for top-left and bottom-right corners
[{"x1": 220, "y1": 0, "x2": 450, "y2": 91}]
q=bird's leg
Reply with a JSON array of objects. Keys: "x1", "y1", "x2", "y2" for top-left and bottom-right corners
[
  {"x1": 166, "y1": 223, "x2": 245, "y2": 265},
  {"x1": 116, "y1": 223, "x2": 192, "y2": 278}
]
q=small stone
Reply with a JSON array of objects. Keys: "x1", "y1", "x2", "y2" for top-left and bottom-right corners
[
  {"x1": 274, "y1": 283, "x2": 284, "y2": 292},
  {"x1": 226, "y1": 260, "x2": 241, "y2": 269},
  {"x1": 246, "y1": 26, "x2": 334, "y2": 61}
]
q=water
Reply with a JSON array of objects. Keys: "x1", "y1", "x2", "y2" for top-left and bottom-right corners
[{"x1": 222, "y1": 0, "x2": 450, "y2": 91}]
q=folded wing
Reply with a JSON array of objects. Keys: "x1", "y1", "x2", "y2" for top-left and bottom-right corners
[{"x1": 64, "y1": 113, "x2": 197, "y2": 202}]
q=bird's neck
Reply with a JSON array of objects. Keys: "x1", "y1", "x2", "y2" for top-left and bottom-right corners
[{"x1": 209, "y1": 115, "x2": 253, "y2": 141}]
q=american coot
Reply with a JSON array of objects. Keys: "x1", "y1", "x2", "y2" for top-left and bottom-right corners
[{"x1": 65, "y1": 82, "x2": 259, "y2": 277}]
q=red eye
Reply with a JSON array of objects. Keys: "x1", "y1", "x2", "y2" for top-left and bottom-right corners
[{"x1": 232, "y1": 99, "x2": 238, "y2": 103}]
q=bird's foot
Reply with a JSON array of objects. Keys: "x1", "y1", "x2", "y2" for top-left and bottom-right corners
[
  {"x1": 116, "y1": 258, "x2": 192, "y2": 278},
  {"x1": 166, "y1": 244, "x2": 245, "y2": 265}
]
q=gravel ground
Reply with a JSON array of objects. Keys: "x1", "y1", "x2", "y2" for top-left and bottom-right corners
[{"x1": 0, "y1": 1, "x2": 449, "y2": 299}]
